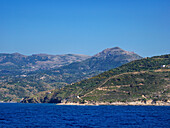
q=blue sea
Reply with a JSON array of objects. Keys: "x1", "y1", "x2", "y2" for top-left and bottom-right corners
[{"x1": 0, "y1": 103, "x2": 169, "y2": 128}]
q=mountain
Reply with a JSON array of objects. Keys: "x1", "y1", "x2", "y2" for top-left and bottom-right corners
[
  {"x1": 0, "y1": 47, "x2": 142, "y2": 102},
  {"x1": 21, "y1": 54, "x2": 170, "y2": 105},
  {"x1": 44, "y1": 47, "x2": 142, "y2": 84},
  {"x1": 0, "y1": 53, "x2": 90, "y2": 75}
]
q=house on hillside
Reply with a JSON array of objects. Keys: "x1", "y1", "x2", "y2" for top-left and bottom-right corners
[
  {"x1": 161, "y1": 65, "x2": 166, "y2": 68},
  {"x1": 161, "y1": 65, "x2": 170, "y2": 68}
]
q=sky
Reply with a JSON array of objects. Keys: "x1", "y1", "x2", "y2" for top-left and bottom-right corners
[{"x1": 0, "y1": 0, "x2": 170, "y2": 57}]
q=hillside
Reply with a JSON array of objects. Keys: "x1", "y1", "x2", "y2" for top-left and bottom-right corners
[
  {"x1": 0, "y1": 47, "x2": 141, "y2": 102},
  {"x1": 21, "y1": 54, "x2": 170, "y2": 105},
  {"x1": 43, "y1": 47, "x2": 142, "y2": 84},
  {"x1": 0, "y1": 53, "x2": 90, "y2": 76}
]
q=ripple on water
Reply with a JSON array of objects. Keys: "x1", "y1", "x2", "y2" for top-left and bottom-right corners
[{"x1": 0, "y1": 103, "x2": 169, "y2": 128}]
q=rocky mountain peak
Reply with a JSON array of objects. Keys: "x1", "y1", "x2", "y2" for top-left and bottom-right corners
[{"x1": 93, "y1": 47, "x2": 139, "y2": 58}]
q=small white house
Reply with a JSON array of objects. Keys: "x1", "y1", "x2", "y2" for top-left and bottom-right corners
[{"x1": 161, "y1": 65, "x2": 166, "y2": 68}]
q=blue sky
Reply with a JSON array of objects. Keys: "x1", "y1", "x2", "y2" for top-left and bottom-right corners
[{"x1": 0, "y1": 0, "x2": 170, "y2": 57}]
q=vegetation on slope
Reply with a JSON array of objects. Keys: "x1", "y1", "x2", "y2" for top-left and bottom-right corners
[
  {"x1": 21, "y1": 54, "x2": 170, "y2": 103},
  {"x1": 0, "y1": 47, "x2": 141, "y2": 102},
  {"x1": 0, "y1": 53, "x2": 90, "y2": 76}
]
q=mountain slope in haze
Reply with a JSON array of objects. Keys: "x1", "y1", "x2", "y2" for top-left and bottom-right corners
[
  {"x1": 21, "y1": 54, "x2": 170, "y2": 105},
  {"x1": 0, "y1": 47, "x2": 142, "y2": 102},
  {"x1": 0, "y1": 53, "x2": 90, "y2": 75}
]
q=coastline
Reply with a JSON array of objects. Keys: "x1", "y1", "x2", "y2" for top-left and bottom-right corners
[{"x1": 56, "y1": 101, "x2": 170, "y2": 106}]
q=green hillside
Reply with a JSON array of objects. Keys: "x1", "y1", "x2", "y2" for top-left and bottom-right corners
[
  {"x1": 42, "y1": 47, "x2": 142, "y2": 84},
  {"x1": 21, "y1": 54, "x2": 170, "y2": 104},
  {"x1": 0, "y1": 47, "x2": 141, "y2": 102}
]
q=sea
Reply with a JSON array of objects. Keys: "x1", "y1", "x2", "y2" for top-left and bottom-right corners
[{"x1": 0, "y1": 103, "x2": 169, "y2": 128}]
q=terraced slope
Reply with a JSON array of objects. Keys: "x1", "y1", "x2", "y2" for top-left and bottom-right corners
[
  {"x1": 21, "y1": 54, "x2": 170, "y2": 104},
  {"x1": 0, "y1": 47, "x2": 141, "y2": 102}
]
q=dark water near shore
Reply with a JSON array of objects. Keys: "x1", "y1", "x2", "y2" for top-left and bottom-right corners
[{"x1": 0, "y1": 103, "x2": 169, "y2": 128}]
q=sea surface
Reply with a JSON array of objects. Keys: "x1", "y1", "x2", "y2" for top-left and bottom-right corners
[{"x1": 0, "y1": 103, "x2": 169, "y2": 128}]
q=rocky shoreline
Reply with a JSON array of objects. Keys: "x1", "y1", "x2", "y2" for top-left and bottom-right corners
[{"x1": 56, "y1": 100, "x2": 170, "y2": 106}]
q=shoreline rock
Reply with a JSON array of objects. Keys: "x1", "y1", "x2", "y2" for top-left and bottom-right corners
[{"x1": 56, "y1": 101, "x2": 170, "y2": 106}]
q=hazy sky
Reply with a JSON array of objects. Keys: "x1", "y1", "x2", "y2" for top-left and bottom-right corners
[{"x1": 0, "y1": 0, "x2": 170, "y2": 57}]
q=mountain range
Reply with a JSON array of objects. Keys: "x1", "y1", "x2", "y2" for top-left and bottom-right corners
[
  {"x1": 0, "y1": 47, "x2": 142, "y2": 102},
  {"x1": 43, "y1": 47, "x2": 142, "y2": 84},
  {"x1": 0, "y1": 53, "x2": 90, "y2": 75}
]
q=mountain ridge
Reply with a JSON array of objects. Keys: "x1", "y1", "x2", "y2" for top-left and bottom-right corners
[
  {"x1": 0, "y1": 53, "x2": 91, "y2": 75},
  {"x1": 0, "y1": 47, "x2": 142, "y2": 102},
  {"x1": 45, "y1": 47, "x2": 142, "y2": 84}
]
